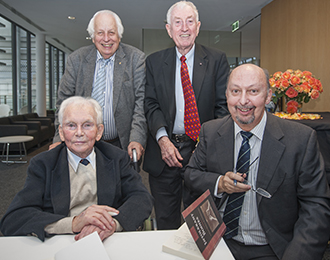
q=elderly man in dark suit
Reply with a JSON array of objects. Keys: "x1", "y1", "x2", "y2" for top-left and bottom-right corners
[
  {"x1": 185, "y1": 64, "x2": 330, "y2": 259},
  {"x1": 144, "y1": 0, "x2": 230, "y2": 230},
  {"x1": 51, "y1": 10, "x2": 146, "y2": 162},
  {"x1": 0, "y1": 96, "x2": 153, "y2": 242}
]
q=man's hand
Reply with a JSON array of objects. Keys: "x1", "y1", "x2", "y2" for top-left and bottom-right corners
[
  {"x1": 217, "y1": 171, "x2": 250, "y2": 194},
  {"x1": 127, "y1": 141, "x2": 144, "y2": 161},
  {"x1": 74, "y1": 224, "x2": 116, "y2": 241},
  {"x1": 158, "y1": 136, "x2": 183, "y2": 168},
  {"x1": 49, "y1": 141, "x2": 61, "y2": 150},
  {"x1": 72, "y1": 205, "x2": 119, "y2": 234}
]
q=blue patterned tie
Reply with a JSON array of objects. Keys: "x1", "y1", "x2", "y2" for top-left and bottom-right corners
[
  {"x1": 223, "y1": 131, "x2": 253, "y2": 239},
  {"x1": 80, "y1": 159, "x2": 90, "y2": 166},
  {"x1": 92, "y1": 58, "x2": 109, "y2": 108}
]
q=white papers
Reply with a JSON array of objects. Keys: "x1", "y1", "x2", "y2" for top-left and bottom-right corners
[{"x1": 54, "y1": 232, "x2": 110, "y2": 260}]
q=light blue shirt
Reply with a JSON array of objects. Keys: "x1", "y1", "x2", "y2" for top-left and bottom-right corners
[
  {"x1": 93, "y1": 51, "x2": 117, "y2": 140},
  {"x1": 67, "y1": 148, "x2": 96, "y2": 172},
  {"x1": 156, "y1": 45, "x2": 195, "y2": 141}
]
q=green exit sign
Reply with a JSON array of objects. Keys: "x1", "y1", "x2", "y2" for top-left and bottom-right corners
[{"x1": 232, "y1": 20, "x2": 239, "y2": 32}]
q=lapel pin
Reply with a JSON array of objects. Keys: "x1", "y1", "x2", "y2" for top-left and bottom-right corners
[{"x1": 119, "y1": 62, "x2": 121, "y2": 65}]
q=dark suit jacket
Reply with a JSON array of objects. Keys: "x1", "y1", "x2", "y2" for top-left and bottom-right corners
[
  {"x1": 54, "y1": 43, "x2": 147, "y2": 150},
  {"x1": 0, "y1": 142, "x2": 153, "y2": 241},
  {"x1": 184, "y1": 113, "x2": 330, "y2": 259},
  {"x1": 143, "y1": 44, "x2": 230, "y2": 176}
]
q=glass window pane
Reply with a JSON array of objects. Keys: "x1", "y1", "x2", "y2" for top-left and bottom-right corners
[
  {"x1": 45, "y1": 43, "x2": 50, "y2": 109},
  {"x1": 31, "y1": 34, "x2": 36, "y2": 112},
  {"x1": 17, "y1": 27, "x2": 28, "y2": 114},
  {"x1": 0, "y1": 16, "x2": 13, "y2": 116}
]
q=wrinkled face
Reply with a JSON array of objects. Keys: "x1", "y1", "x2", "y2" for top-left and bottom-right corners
[
  {"x1": 59, "y1": 103, "x2": 104, "y2": 158},
  {"x1": 92, "y1": 12, "x2": 120, "y2": 59},
  {"x1": 166, "y1": 5, "x2": 200, "y2": 56},
  {"x1": 226, "y1": 65, "x2": 272, "y2": 132}
]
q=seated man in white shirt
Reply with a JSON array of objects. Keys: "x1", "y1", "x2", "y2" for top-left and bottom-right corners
[{"x1": 0, "y1": 96, "x2": 153, "y2": 242}]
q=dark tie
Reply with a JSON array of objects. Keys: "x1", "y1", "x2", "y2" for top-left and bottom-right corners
[
  {"x1": 180, "y1": 56, "x2": 201, "y2": 141},
  {"x1": 223, "y1": 131, "x2": 253, "y2": 239},
  {"x1": 80, "y1": 159, "x2": 90, "y2": 166}
]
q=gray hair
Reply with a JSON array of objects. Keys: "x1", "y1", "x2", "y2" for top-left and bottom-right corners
[
  {"x1": 87, "y1": 10, "x2": 124, "y2": 39},
  {"x1": 58, "y1": 96, "x2": 103, "y2": 126},
  {"x1": 166, "y1": 1, "x2": 199, "y2": 24}
]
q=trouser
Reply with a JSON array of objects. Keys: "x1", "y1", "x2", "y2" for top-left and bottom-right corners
[
  {"x1": 149, "y1": 135, "x2": 196, "y2": 230},
  {"x1": 225, "y1": 239, "x2": 278, "y2": 260}
]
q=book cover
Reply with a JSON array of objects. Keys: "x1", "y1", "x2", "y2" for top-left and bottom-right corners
[{"x1": 182, "y1": 189, "x2": 226, "y2": 260}]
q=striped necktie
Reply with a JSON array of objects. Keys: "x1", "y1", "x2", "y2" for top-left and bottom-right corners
[
  {"x1": 92, "y1": 58, "x2": 110, "y2": 108},
  {"x1": 223, "y1": 131, "x2": 253, "y2": 239},
  {"x1": 180, "y1": 55, "x2": 201, "y2": 141}
]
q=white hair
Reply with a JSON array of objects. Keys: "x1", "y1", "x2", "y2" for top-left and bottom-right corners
[
  {"x1": 166, "y1": 1, "x2": 199, "y2": 24},
  {"x1": 87, "y1": 10, "x2": 124, "y2": 39},
  {"x1": 58, "y1": 96, "x2": 103, "y2": 126}
]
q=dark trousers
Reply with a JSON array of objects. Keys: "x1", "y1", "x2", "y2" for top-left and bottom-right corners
[
  {"x1": 149, "y1": 136, "x2": 196, "y2": 230},
  {"x1": 225, "y1": 239, "x2": 278, "y2": 260}
]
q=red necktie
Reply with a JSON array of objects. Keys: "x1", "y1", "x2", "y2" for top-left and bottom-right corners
[{"x1": 180, "y1": 56, "x2": 201, "y2": 141}]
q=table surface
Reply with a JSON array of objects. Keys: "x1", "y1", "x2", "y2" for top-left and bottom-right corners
[
  {"x1": 0, "y1": 135, "x2": 34, "y2": 143},
  {"x1": 0, "y1": 230, "x2": 234, "y2": 260}
]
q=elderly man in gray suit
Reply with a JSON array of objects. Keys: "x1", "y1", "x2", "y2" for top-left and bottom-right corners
[{"x1": 51, "y1": 10, "x2": 146, "y2": 161}]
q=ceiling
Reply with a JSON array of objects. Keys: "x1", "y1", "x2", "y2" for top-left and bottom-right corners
[{"x1": 0, "y1": 0, "x2": 272, "y2": 54}]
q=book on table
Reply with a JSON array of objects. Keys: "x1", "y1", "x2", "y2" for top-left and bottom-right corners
[{"x1": 162, "y1": 189, "x2": 226, "y2": 260}]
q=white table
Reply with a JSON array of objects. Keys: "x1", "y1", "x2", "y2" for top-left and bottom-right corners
[
  {"x1": 0, "y1": 230, "x2": 234, "y2": 260},
  {"x1": 0, "y1": 135, "x2": 34, "y2": 164}
]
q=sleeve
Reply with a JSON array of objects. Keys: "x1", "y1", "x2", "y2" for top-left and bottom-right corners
[
  {"x1": 281, "y1": 130, "x2": 330, "y2": 259},
  {"x1": 128, "y1": 50, "x2": 147, "y2": 147}
]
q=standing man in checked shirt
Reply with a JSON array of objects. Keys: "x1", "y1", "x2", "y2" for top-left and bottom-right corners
[
  {"x1": 144, "y1": 0, "x2": 230, "y2": 230},
  {"x1": 51, "y1": 10, "x2": 146, "y2": 162}
]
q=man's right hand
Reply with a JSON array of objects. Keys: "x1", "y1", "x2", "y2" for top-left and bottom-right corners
[
  {"x1": 158, "y1": 136, "x2": 183, "y2": 168},
  {"x1": 49, "y1": 141, "x2": 61, "y2": 150}
]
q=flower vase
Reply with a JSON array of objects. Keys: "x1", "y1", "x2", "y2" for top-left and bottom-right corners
[{"x1": 285, "y1": 98, "x2": 303, "y2": 114}]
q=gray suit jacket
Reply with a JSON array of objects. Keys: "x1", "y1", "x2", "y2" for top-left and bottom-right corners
[
  {"x1": 185, "y1": 113, "x2": 330, "y2": 259},
  {"x1": 54, "y1": 43, "x2": 147, "y2": 150},
  {"x1": 0, "y1": 141, "x2": 153, "y2": 241}
]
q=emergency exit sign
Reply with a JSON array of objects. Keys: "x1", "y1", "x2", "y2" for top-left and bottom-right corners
[{"x1": 232, "y1": 20, "x2": 239, "y2": 32}]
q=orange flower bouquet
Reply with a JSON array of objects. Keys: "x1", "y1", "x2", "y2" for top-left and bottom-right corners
[{"x1": 269, "y1": 69, "x2": 323, "y2": 114}]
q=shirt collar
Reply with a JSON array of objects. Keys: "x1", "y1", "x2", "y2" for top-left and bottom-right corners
[
  {"x1": 67, "y1": 148, "x2": 96, "y2": 172},
  {"x1": 96, "y1": 50, "x2": 116, "y2": 63},
  {"x1": 176, "y1": 44, "x2": 195, "y2": 67},
  {"x1": 234, "y1": 111, "x2": 267, "y2": 141}
]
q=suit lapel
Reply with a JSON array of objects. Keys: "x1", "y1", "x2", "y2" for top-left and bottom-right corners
[
  {"x1": 192, "y1": 44, "x2": 207, "y2": 100},
  {"x1": 215, "y1": 116, "x2": 235, "y2": 173},
  {"x1": 84, "y1": 45, "x2": 98, "y2": 97},
  {"x1": 95, "y1": 146, "x2": 116, "y2": 206},
  {"x1": 51, "y1": 146, "x2": 71, "y2": 215},
  {"x1": 163, "y1": 48, "x2": 177, "y2": 124},
  {"x1": 256, "y1": 114, "x2": 286, "y2": 204},
  {"x1": 112, "y1": 44, "x2": 125, "y2": 114}
]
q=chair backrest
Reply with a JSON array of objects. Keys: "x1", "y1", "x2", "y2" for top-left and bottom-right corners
[{"x1": 0, "y1": 104, "x2": 10, "y2": 117}]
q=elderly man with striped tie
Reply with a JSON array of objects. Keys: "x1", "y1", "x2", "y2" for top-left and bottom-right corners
[
  {"x1": 184, "y1": 64, "x2": 330, "y2": 260},
  {"x1": 51, "y1": 10, "x2": 146, "y2": 163}
]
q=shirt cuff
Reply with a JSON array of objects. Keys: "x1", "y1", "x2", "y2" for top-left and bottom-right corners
[
  {"x1": 214, "y1": 175, "x2": 224, "y2": 198},
  {"x1": 156, "y1": 127, "x2": 168, "y2": 142},
  {"x1": 113, "y1": 218, "x2": 123, "y2": 232},
  {"x1": 44, "y1": 216, "x2": 75, "y2": 234}
]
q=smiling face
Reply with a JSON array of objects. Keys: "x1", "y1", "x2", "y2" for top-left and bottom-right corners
[
  {"x1": 166, "y1": 4, "x2": 200, "y2": 56},
  {"x1": 92, "y1": 12, "x2": 120, "y2": 59},
  {"x1": 226, "y1": 64, "x2": 272, "y2": 132},
  {"x1": 59, "y1": 103, "x2": 104, "y2": 159}
]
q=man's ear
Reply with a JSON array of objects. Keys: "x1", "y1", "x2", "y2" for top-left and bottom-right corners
[
  {"x1": 96, "y1": 124, "x2": 104, "y2": 141},
  {"x1": 166, "y1": 24, "x2": 173, "y2": 39},
  {"x1": 59, "y1": 126, "x2": 65, "y2": 142}
]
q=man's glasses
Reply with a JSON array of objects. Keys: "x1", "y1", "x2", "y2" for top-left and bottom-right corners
[{"x1": 234, "y1": 157, "x2": 272, "y2": 199}]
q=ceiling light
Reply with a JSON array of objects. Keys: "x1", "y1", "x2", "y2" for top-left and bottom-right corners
[{"x1": 68, "y1": 16, "x2": 76, "y2": 20}]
